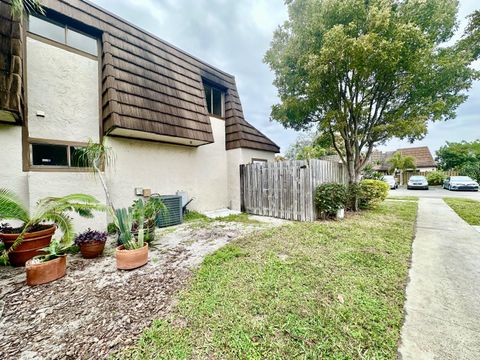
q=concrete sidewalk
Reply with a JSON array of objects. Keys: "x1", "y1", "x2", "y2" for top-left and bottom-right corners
[{"x1": 399, "y1": 198, "x2": 480, "y2": 359}]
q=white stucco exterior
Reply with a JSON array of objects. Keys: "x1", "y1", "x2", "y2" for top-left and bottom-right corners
[
  {"x1": 0, "y1": 37, "x2": 277, "y2": 236},
  {"x1": 26, "y1": 37, "x2": 100, "y2": 143}
]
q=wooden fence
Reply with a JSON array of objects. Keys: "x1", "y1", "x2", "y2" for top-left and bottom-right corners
[
  {"x1": 240, "y1": 159, "x2": 348, "y2": 222},
  {"x1": 398, "y1": 170, "x2": 459, "y2": 185}
]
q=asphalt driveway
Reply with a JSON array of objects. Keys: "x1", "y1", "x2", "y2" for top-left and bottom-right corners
[{"x1": 390, "y1": 186, "x2": 480, "y2": 200}]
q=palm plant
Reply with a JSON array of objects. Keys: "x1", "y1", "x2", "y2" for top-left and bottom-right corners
[
  {"x1": 388, "y1": 152, "x2": 416, "y2": 185},
  {"x1": 81, "y1": 139, "x2": 115, "y2": 210},
  {"x1": 32, "y1": 238, "x2": 77, "y2": 264},
  {"x1": 0, "y1": 189, "x2": 108, "y2": 256},
  {"x1": 10, "y1": 0, "x2": 44, "y2": 18}
]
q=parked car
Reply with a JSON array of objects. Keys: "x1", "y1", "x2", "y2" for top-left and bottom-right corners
[
  {"x1": 443, "y1": 176, "x2": 479, "y2": 191},
  {"x1": 407, "y1": 176, "x2": 429, "y2": 190},
  {"x1": 382, "y1": 175, "x2": 398, "y2": 189}
]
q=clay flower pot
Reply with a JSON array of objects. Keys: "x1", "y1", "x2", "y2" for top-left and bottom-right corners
[
  {"x1": 116, "y1": 244, "x2": 149, "y2": 270},
  {"x1": 1, "y1": 225, "x2": 56, "y2": 267},
  {"x1": 25, "y1": 255, "x2": 66, "y2": 286},
  {"x1": 79, "y1": 241, "x2": 105, "y2": 259}
]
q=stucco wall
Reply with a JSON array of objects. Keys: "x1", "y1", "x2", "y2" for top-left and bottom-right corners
[
  {"x1": 27, "y1": 172, "x2": 107, "y2": 233},
  {"x1": 0, "y1": 124, "x2": 28, "y2": 205},
  {"x1": 105, "y1": 117, "x2": 229, "y2": 212},
  {"x1": 26, "y1": 37, "x2": 100, "y2": 142},
  {"x1": 227, "y1": 148, "x2": 276, "y2": 211}
]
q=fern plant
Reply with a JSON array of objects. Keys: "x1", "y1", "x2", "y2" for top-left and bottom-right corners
[{"x1": 0, "y1": 189, "x2": 108, "y2": 258}]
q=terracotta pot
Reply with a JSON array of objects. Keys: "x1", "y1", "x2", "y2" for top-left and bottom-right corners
[
  {"x1": 79, "y1": 241, "x2": 105, "y2": 259},
  {"x1": 25, "y1": 255, "x2": 66, "y2": 286},
  {"x1": 116, "y1": 244, "x2": 149, "y2": 270},
  {"x1": 1, "y1": 225, "x2": 56, "y2": 267}
]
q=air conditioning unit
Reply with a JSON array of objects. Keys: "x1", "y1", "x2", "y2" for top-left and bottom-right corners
[{"x1": 156, "y1": 195, "x2": 183, "y2": 228}]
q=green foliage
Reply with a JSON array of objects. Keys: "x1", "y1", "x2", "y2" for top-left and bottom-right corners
[
  {"x1": 115, "y1": 207, "x2": 140, "y2": 250},
  {"x1": 459, "y1": 162, "x2": 480, "y2": 182},
  {"x1": 315, "y1": 183, "x2": 348, "y2": 218},
  {"x1": 361, "y1": 164, "x2": 383, "y2": 180},
  {"x1": 264, "y1": 0, "x2": 477, "y2": 183},
  {"x1": 426, "y1": 171, "x2": 446, "y2": 185},
  {"x1": 33, "y1": 238, "x2": 78, "y2": 263},
  {"x1": 132, "y1": 196, "x2": 167, "y2": 226},
  {"x1": 0, "y1": 190, "x2": 108, "y2": 261},
  {"x1": 346, "y1": 183, "x2": 362, "y2": 211},
  {"x1": 10, "y1": 0, "x2": 44, "y2": 18},
  {"x1": 436, "y1": 140, "x2": 480, "y2": 170},
  {"x1": 183, "y1": 210, "x2": 209, "y2": 223},
  {"x1": 285, "y1": 132, "x2": 337, "y2": 160},
  {"x1": 358, "y1": 180, "x2": 389, "y2": 209},
  {"x1": 459, "y1": 10, "x2": 480, "y2": 60},
  {"x1": 388, "y1": 152, "x2": 416, "y2": 173},
  {"x1": 107, "y1": 222, "x2": 117, "y2": 235}
]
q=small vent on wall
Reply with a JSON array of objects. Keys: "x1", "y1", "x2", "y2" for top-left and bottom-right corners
[{"x1": 156, "y1": 195, "x2": 183, "y2": 228}]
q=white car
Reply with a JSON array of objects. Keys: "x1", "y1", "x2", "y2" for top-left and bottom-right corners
[
  {"x1": 382, "y1": 175, "x2": 398, "y2": 189},
  {"x1": 443, "y1": 176, "x2": 479, "y2": 191},
  {"x1": 407, "y1": 175, "x2": 429, "y2": 190}
]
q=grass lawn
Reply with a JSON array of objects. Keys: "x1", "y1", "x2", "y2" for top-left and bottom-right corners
[
  {"x1": 118, "y1": 201, "x2": 417, "y2": 360},
  {"x1": 386, "y1": 196, "x2": 419, "y2": 201},
  {"x1": 444, "y1": 198, "x2": 480, "y2": 225}
]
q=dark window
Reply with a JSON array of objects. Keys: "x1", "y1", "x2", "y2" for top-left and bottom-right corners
[
  {"x1": 32, "y1": 144, "x2": 68, "y2": 166},
  {"x1": 203, "y1": 83, "x2": 224, "y2": 117},
  {"x1": 31, "y1": 143, "x2": 89, "y2": 168},
  {"x1": 29, "y1": 15, "x2": 98, "y2": 56}
]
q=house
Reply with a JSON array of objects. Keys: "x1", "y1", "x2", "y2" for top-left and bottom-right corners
[
  {"x1": 370, "y1": 147, "x2": 437, "y2": 173},
  {"x1": 0, "y1": 0, "x2": 279, "y2": 230},
  {"x1": 320, "y1": 146, "x2": 437, "y2": 173}
]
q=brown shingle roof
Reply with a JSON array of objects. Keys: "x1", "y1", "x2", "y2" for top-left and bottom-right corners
[
  {"x1": 397, "y1": 146, "x2": 436, "y2": 167},
  {"x1": 21, "y1": 0, "x2": 279, "y2": 152}
]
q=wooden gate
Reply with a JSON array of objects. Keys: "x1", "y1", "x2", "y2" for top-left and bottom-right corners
[{"x1": 240, "y1": 160, "x2": 347, "y2": 221}]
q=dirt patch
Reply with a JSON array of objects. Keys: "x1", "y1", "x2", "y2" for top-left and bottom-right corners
[{"x1": 0, "y1": 219, "x2": 277, "y2": 359}]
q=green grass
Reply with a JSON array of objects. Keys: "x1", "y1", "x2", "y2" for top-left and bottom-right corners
[
  {"x1": 117, "y1": 201, "x2": 417, "y2": 360},
  {"x1": 386, "y1": 196, "x2": 419, "y2": 201},
  {"x1": 444, "y1": 198, "x2": 480, "y2": 225}
]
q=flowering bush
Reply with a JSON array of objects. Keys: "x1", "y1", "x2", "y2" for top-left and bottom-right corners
[{"x1": 74, "y1": 228, "x2": 107, "y2": 245}]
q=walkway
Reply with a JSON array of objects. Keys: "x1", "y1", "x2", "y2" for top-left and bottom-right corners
[{"x1": 399, "y1": 198, "x2": 480, "y2": 359}]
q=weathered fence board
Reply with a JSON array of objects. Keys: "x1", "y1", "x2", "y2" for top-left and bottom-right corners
[{"x1": 240, "y1": 159, "x2": 347, "y2": 222}]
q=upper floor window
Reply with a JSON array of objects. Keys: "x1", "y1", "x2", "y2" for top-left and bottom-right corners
[
  {"x1": 28, "y1": 15, "x2": 98, "y2": 56},
  {"x1": 203, "y1": 83, "x2": 225, "y2": 118}
]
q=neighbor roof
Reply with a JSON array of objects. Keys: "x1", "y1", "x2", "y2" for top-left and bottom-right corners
[
  {"x1": 397, "y1": 147, "x2": 436, "y2": 168},
  {"x1": 17, "y1": 0, "x2": 279, "y2": 152}
]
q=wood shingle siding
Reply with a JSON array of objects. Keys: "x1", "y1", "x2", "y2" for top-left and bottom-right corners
[
  {"x1": 0, "y1": 0, "x2": 24, "y2": 123},
  {"x1": 1, "y1": 0, "x2": 279, "y2": 151}
]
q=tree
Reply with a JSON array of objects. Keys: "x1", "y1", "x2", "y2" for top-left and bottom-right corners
[
  {"x1": 388, "y1": 152, "x2": 416, "y2": 185},
  {"x1": 285, "y1": 131, "x2": 337, "y2": 160},
  {"x1": 436, "y1": 140, "x2": 480, "y2": 170},
  {"x1": 10, "y1": 0, "x2": 44, "y2": 18},
  {"x1": 264, "y1": 0, "x2": 477, "y2": 187}
]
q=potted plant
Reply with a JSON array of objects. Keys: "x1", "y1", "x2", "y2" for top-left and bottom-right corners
[
  {"x1": 75, "y1": 229, "x2": 107, "y2": 259},
  {"x1": 25, "y1": 239, "x2": 77, "y2": 286},
  {"x1": 115, "y1": 200, "x2": 149, "y2": 270},
  {"x1": 0, "y1": 189, "x2": 107, "y2": 266},
  {"x1": 131, "y1": 196, "x2": 167, "y2": 243}
]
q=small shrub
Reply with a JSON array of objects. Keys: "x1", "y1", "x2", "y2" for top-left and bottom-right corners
[
  {"x1": 75, "y1": 228, "x2": 108, "y2": 245},
  {"x1": 107, "y1": 222, "x2": 117, "y2": 235},
  {"x1": 426, "y1": 171, "x2": 446, "y2": 185},
  {"x1": 346, "y1": 183, "x2": 362, "y2": 211},
  {"x1": 315, "y1": 183, "x2": 348, "y2": 218},
  {"x1": 358, "y1": 180, "x2": 389, "y2": 209}
]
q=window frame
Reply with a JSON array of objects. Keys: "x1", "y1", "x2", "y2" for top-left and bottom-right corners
[
  {"x1": 27, "y1": 15, "x2": 99, "y2": 58},
  {"x1": 28, "y1": 138, "x2": 92, "y2": 172},
  {"x1": 203, "y1": 82, "x2": 225, "y2": 118}
]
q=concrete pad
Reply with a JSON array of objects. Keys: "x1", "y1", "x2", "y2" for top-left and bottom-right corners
[
  {"x1": 474, "y1": 226, "x2": 480, "y2": 234},
  {"x1": 399, "y1": 198, "x2": 480, "y2": 359},
  {"x1": 203, "y1": 208, "x2": 241, "y2": 218}
]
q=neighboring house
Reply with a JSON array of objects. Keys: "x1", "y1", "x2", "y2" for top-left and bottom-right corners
[
  {"x1": 320, "y1": 146, "x2": 437, "y2": 173},
  {"x1": 0, "y1": 0, "x2": 279, "y2": 230}
]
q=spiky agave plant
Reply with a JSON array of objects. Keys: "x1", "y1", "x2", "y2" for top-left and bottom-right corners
[
  {"x1": 114, "y1": 201, "x2": 145, "y2": 250},
  {"x1": 0, "y1": 189, "x2": 109, "y2": 259},
  {"x1": 10, "y1": 0, "x2": 44, "y2": 18}
]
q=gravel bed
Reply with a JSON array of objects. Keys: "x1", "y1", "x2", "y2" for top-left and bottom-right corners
[{"x1": 0, "y1": 220, "x2": 275, "y2": 359}]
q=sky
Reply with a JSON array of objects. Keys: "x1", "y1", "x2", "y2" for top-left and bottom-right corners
[{"x1": 90, "y1": 0, "x2": 480, "y2": 156}]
